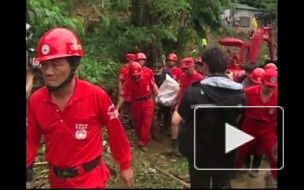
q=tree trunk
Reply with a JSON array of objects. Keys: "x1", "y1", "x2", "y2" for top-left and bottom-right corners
[{"x1": 130, "y1": 0, "x2": 162, "y2": 68}]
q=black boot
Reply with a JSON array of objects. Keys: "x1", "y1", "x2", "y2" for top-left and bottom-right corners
[
  {"x1": 252, "y1": 155, "x2": 262, "y2": 168},
  {"x1": 239, "y1": 154, "x2": 251, "y2": 174},
  {"x1": 249, "y1": 155, "x2": 262, "y2": 178},
  {"x1": 244, "y1": 154, "x2": 251, "y2": 169},
  {"x1": 128, "y1": 119, "x2": 134, "y2": 129},
  {"x1": 166, "y1": 139, "x2": 178, "y2": 154}
]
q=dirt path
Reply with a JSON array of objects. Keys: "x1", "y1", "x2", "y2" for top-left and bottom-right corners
[{"x1": 106, "y1": 128, "x2": 270, "y2": 189}]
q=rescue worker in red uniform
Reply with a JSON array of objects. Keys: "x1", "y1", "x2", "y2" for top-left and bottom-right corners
[
  {"x1": 194, "y1": 57, "x2": 204, "y2": 75},
  {"x1": 235, "y1": 69, "x2": 278, "y2": 182},
  {"x1": 116, "y1": 62, "x2": 159, "y2": 152},
  {"x1": 264, "y1": 63, "x2": 277, "y2": 71},
  {"x1": 166, "y1": 53, "x2": 182, "y2": 82},
  {"x1": 167, "y1": 57, "x2": 203, "y2": 154},
  {"x1": 118, "y1": 53, "x2": 135, "y2": 128},
  {"x1": 135, "y1": 52, "x2": 154, "y2": 79},
  {"x1": 26, "y1": 28, "x2": 133, "y2": 189},
  {"x1": 241, "y1": 68, "x2": 265, "y2": 178},
  {"x1": 247, "y1": 68, "x2": 265, "y2": 86},
  {"x1": 135, "y1": 53, "x2": 159, "y2": 106}
]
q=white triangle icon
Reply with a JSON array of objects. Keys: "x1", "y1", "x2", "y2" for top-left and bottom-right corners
[{"x1": 225, "y1": 123, "x2": 255, "y2": 154}]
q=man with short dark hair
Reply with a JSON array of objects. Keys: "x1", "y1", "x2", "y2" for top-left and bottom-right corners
[{"x1": 177, "y1": 45, "x2": 246, "y2": 188}]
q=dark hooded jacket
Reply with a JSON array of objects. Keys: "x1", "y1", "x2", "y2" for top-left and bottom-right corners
[{"x1": 177, "y1": 75, "x2": 246, "y2": 169}]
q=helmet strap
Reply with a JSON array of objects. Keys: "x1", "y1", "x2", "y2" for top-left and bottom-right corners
[{"x1": 46, "y1": 65, "x2": 78, "y2": 92}]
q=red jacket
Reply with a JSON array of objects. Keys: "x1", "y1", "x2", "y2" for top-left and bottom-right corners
[{"x1": 26, "y1": 78, "x2": 131, "y2": 170}]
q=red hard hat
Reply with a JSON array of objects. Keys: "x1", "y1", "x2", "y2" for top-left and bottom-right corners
[
  {"x1": 37, "y1": 28, "x2": 83, "y2": 62},
  {"x1": 263, "y1": 69, "x2": 278, "y2": 87},
  {"x1": 250, "y1": 68, "x2": 265, "y2": 85},
  {"x1": 179, "y1": 57, "x2": 194, "y2": 68},
  {"x1": 129, "y1": 62, "x2": 142, "y2": 76},
  {"x1": 135, "y1": 52, "x2": 146, "y2": 60},
  {"x1": 195, "y1": 57, "x2": 203, "y2": 64},
  {"x1": 264, "y1": 63, "x2": 277, "y2": 71},
  {"x1": 167, "y1": 53, "x2": 178, "y2": 61},
  {"x1": 126, "y1": 53, "x2": 136, "y2": 61}
]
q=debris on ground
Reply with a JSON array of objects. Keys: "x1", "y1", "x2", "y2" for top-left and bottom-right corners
[{"x1": 31, "y1": 126, "x2": 271, "y2": 189}]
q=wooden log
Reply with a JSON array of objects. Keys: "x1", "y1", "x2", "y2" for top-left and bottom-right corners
[{"x1": 149, "y1": 162, "x2": 190, "y2": 188}]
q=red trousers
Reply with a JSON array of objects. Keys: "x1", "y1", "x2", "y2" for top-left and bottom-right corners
[
  {"x1": 131, "y1": 99, "x2": 154, "y2": 147},
  {"x1": 236, "y1": 117, "x2": 277, "y2": 180},
  {"x1": 49, "y1": 161, "x2": 110, "y2": 188}
]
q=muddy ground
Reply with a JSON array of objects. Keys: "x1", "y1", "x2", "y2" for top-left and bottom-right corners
[
  {"x1": 32, "y1": 120, "x2": 271, "y2": 189},
  {"x1": 106, "y1": 128, "x2": 271, "y2": 189}
]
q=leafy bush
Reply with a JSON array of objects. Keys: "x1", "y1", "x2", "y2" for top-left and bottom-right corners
[
  {"x1": 78, "y1": 57, "x2": 120, "y2": 87},
  {"x1": 27, "y1": 0, "x2": 83, "y2": 44},
  {"x1": 27, "y1": 0, "x2": 233, "y2": 89}
]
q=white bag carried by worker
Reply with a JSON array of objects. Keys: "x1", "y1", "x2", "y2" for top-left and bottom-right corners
[{"x1": 156, "y1": 74, "x2": 180, "y2": 107}]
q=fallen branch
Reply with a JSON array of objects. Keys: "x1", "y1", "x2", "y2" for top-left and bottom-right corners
[
  {"x1": 82, "y1": 7, "x2": 96, "y2": 27},
  {"x1": 114, "y1": 175, "x2": 120, "y2": 183},
  {"x1": 33, "y1": 174, "x2": 48, "y2": 181},
  {"x1": 35, "y1": 169, "x2": 49, "y2": 175},
  {"x1": 34, "y1": 162, "x2": 48, "y2": 166},
  {"x1": 93, "y1": 6, "x2": 102, "y2": 17},
  {"x1": 149, "y1": 162, "x2": 190, "y2": 188},
  {"x1": 83, "y1": 4, "x2": 103, "y2": 27}
]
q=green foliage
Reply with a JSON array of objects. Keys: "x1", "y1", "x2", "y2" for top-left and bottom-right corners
[
  {"x1": 28, "y1": 0, "x2": 231, "y2": 88},
  {"x1": 27, "y1": 0, "x2": 83, "y2": 43},
  {"x1": 189, "y1": 0, "x2": 233, "y2": 36},
  {"x1": 174, "y1": 158, "x2": 188, "y2": 173},
  {"x1": 35, "y1": 144, "x2": 45, "y2": 163},
  {"x1": 78, "y1": 57, "x2": 120, "y2": 86},
  {"x1": 237, "y1": 0, "x2": 276, "y2": 18},
  {"x1": 257, "y1": 43, "x2": 272, "y2": 66}
]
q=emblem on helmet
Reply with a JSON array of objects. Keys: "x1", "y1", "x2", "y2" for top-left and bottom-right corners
[{"x1": 41, "y1": 44, "x2": 50, "y2": 55}]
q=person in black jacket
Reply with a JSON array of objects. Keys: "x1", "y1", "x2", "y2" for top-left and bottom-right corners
[
  {"x1": 153, "y1": 61, "x2": 172, "y2": 135},
  {"x1": 177, "y1": 46, "x2": 246, "y2": 189}
]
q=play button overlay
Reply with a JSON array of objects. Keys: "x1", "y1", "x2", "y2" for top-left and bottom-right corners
[
  {"x1": 225, "y1": 123, "x2": 254, "y2": 154},
  {"x1": 192, "y1": 105, "x2": 284, "y2": 171}
]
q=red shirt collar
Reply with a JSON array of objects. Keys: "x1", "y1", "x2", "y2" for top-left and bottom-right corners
[{"x1": 43, "y1": 77, "x2": 85, "y2": 103}]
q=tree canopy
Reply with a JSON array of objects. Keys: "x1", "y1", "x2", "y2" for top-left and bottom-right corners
[{"x1": 29, "y1": 0, "x2": 277, "y2": 88}]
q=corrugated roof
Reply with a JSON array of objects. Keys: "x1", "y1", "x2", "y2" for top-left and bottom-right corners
[{"x1": 233, "y1": 3, "x2": 262, "y2": 11}]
